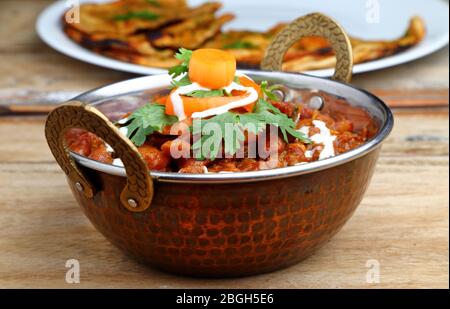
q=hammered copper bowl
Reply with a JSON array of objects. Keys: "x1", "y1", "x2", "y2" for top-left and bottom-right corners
[{"x1": 45, "y1": 14, "x2": 393, "y2": 277}]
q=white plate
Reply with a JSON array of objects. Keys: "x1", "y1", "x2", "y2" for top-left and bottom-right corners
[{"x1": 36, "y1": 0, "x2": 449, "y2": 77}]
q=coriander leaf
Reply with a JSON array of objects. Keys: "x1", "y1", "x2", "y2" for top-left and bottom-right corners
[
  {"x1": 191, "y1": 99, "x2": 310, "y2": 159},
  {"x1": 113, "y1": 11, "x2": 159, "y2": 21},
  {"x1": 170, "y1": 74, "x2": 192, "y2": 89},
  {"x1": 260, "y1": 80, "x2": 281, "y2": 101},
  {"x1": 129, "y1": 125, "x2": 154, "y2": 147},
  {"x1": 286, "y1": 126, "x2": 310, "y2": 142},
  {"x1": 252, "y1": 99, "x2": 311, "y2": 144},
  {"x1": 175, "y1": 48, "x2": 193, "y2": 63},
  {"x1": 224, "y1": 41, "x2": 257, "y2": 49},
  {"x1": 239, "y1": 113, "x2": 266, "y2": 133},
  {"x1": 192, "y1": 113, "x2": 241, "y2": 160},
  {"x1": 253, "y1": 97, "x2": 280, "y2": 114},
  {"x1": 168, "y1": 48, "x2": 193, "y2": 78},
  {"x1": 184, "y1": 89, "x2": 225, "y2": 98},
  {"x1": 124, "y1": 103, "x2": 178, "y2": 146},
  {"x1": 168, "y1": 66, "x2": 187, "y2": 79}
]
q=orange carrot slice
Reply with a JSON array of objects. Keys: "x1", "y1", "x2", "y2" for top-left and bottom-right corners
[
  {"x1": 188, "y1": 49, "x2": 236, "y2": 89},
  {"x1": 233, "y1": 76, "x2": 262, "y2": 112},
  {"x1": 165, "y1": 76, "x2": 263, "y2": 117},
  {"x1": 165, "y1": 93, "x2": 250, "y2": 117}
]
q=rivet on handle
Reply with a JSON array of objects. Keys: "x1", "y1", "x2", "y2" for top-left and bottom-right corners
[{"x1": 75, "y1": 182, "x2": 84, "y2": 192}]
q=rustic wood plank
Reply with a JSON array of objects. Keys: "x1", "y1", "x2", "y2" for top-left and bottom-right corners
[
  {"x1": 372, "y1": 89, "x2": 449, "y2": 108},
  {"x1": 0, "y1": 110, "x2": 448, "y2": 288},
  {"x1": 0, "y1": 158, "x2": 447, "y2": 288},
  {"x1": 0, "y1": 110, "x2": 447, "y2": 163},
  {"x1": 0, "y1": 88, "x2": 447, "y2": 116}
]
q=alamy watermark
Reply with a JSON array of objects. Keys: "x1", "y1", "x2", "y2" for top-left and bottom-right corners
[
  {"x1": 65, "y1": 259, "x2": 80, "y2": 284},
  {"x1": 365, "y1": 259, "x2": 381, "y2": 284},
  {"x1": 167, "y1": 120, "x2": 281, "y2": 164},
  {"x1": 365, "y1": 0, "x2": 380, "y2": 24},
  {"x1": 63, "y1": 1, "x2": 381, "y2": 27}
]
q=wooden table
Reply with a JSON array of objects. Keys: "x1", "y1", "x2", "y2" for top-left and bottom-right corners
[{"x1": 0, "y1": 0, "x2": 448, "y2": 288}]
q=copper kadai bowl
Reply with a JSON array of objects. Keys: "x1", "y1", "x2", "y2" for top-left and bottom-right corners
[{"x1": 45, "y1": 14, "x2": 393, "y2": 277}]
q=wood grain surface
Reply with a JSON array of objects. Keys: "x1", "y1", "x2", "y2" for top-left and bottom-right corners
[
  {"x1": 0, "y1": 0, "x2": 448, "y2": 288},
  {"x1": 0, "y1": 110, "x2": 448, "y2": 288}
]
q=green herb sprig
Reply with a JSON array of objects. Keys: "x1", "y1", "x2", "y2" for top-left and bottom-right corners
[
  {"x1": 168, "y1": 48, "x2": 193, "y2": 78},
  {"x1": 170, "y1": 74, "x2": 192, "y2": 89},
  {"x1": 184, "y1": 89, "x2": 225, "y2": 98},
  {"x1": 260, "y1": 81, "x2": 283, "y2": 101},
  {"x1": 122, "y1": 103, "x2": 178, "y2": 146},
  {"x1": 192, "y1": 99, "x2": 310, "y2": 159}
]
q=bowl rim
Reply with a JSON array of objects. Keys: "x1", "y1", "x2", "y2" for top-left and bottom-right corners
[{"x1": 69, "y1": 70, "x2": 394, "y2": 184}]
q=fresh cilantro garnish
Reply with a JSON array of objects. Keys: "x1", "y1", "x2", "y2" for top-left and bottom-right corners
[
  {"x1": 192, "y1": 112, "x2": 261, "y2": 160},
  {"x1": 252, "y1": 98, "x2": 309, "y2": 143},
  {"x1": 185, "y1": 89, "x2": 225, "y2": 98},
  {"x1": 224, "y1": 41, "x2": 257, "y2": 49},
  {"x1": 193, "y1": 112, "x2": 238, "y2": 160},
  {"x1": 170, "y1": 74, "x2": 192, "y2": 89},
  {"x1": 113, "y1": 11, "x2": 159, "y2": 21},
  {"x1": 192, "y1": 99, "x2": 310, "y2": 159},
  {"x1": 123, "y1": 103, "x2": 178, "y2": 146},
  {"x1": 261, "y1": 81, "x2": 282, "y2": 101},
  {"x1": 168, "y1": 64, "x2": 188, "y2": 79},
  {"x1": 168, "y1": 48, "x2": 193, "y2": 78}
]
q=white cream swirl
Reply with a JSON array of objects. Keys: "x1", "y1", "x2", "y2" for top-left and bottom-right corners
[
  {"x1": 297, "y1": 120, "x2": 336, "y2": 160},
  {"x1": 169, "y1": 74, "x2": 258, "y2": 120}
]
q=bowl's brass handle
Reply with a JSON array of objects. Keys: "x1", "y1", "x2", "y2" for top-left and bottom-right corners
[
  {"x1": 261, "y1": 12, "x2": 353, "y2": 83},
  {"x1": 45, "y1": 101, "x2": 153, "y2": 212}
]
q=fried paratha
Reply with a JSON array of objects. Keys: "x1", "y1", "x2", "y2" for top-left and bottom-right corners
[
  {"x1": 282, "y1": 16, "x2": 426, "y2": 71},
  {"x1": 68, "y1": 1, "x2": 221, "y2": 36},
  {"x1": 63, "y1": 0, "x2": 426, "y2": 72},
  {"x1": 63, "y1": 0, "x2": 226, "y2": 61},
  {"x1": 205, "y1": 16, "x2": 426, "y2": 71},
  {"x1": 152, "y1": 13, "x2": 234, "y2": 49},
  {"x1": 103, "y1": 49, "x2": 179, "y2": 68},
  {"x1": 64, "y1": 25, "x2": 174, "y2": 57}
]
